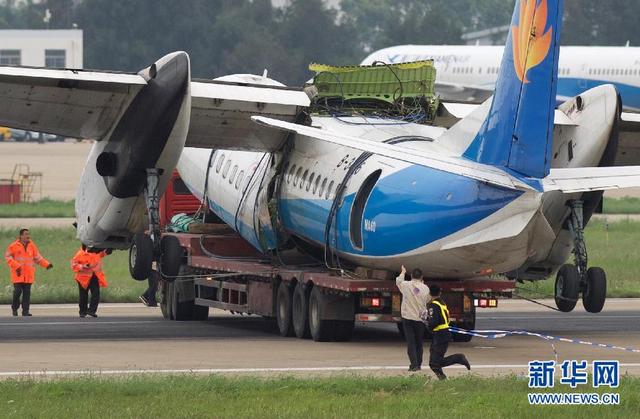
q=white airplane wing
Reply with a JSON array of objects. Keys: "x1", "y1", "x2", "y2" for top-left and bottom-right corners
[
  {"x1": 186, "y1": 80, "x2": 309, "y2": 151},
  {"x1": 0, "y1": 66, "x2": 146, "y2": 139},
  {"x1": 542, "y1": 166, "x2": 640, "y2": 193},
  {"x1": 0, "y1": 66, "x2": 308, "y2": 150},
  {"x1": 252, "y1": 115, "x2": 527, "y2": 191}
]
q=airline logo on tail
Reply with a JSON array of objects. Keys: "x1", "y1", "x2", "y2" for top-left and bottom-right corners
[{"x1": 512, "y1": 0, "x2": 553, "y2": 83}]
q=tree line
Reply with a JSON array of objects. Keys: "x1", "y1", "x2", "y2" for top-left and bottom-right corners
[{"x1": 1, "y1": 0, "x2": 639, "y2": 85}]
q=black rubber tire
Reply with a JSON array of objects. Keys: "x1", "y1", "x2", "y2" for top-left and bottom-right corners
[
  {"x1": 292, "y1": 282, "x2": 311, "y2": 339},
  {"x1": 396, "y1": 322, "x2": 405, "y2": 339},
  {"x1": 171, "y1": 281, "x2": 194, "y2": 321},
  {"x1": 583, "y1": 267, "x2": 607, "y2": 313},
  {"x1": 276, "y1": 282, "x2": 294, "y2": 337},
  {"x1": 555, "y1": 264, "x2": 580, "y2": 312},
  {"x1": 332, "y1": 320, "x2": 354, "y2": 342},
  {"x1": 159, "y1": 280, "x2": 172, "y2": 320},
  {"x1": 160, "y1": 235, "x2": 183, "y2": 280},
  {"x1": 192, "y1": 304, "x2": 210, "y2": 321},
  {"x1": 129, "y1": 233, "x2": 154, "y2": 281},
  {"x1": 308, "y1": 287, "x2": 333, "y2": 342}
]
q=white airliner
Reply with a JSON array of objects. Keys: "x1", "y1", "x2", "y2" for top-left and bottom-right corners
[
  {"x1": 362, "y1": 44, "x2": 640, "y2": 111},
  {"x1": 1, "y1": 0, "x2": 640, "y2": 315}
]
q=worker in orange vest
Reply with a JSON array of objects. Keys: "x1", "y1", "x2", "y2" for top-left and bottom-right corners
[
  {"x1": 71, "y1": 245, "x2": 110, "y2": 318},
  {"x1": 4, "y1": 228, "x2": 53, "y2": 316}
]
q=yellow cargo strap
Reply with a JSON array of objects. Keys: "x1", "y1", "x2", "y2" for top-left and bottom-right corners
[{"x1": 432, "y1": 300, "x2": 450, "y2": 331}]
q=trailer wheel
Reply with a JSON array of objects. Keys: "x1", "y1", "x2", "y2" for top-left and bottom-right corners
[
  {"x1": 159, "y1": 280, "x2": 173, "y2": 320},
  {"x1": 332, "y1": 320, "x2": 354, "y2": 342},
  {"x1": 171, "y1": 283, "x2": 194, "y2": 321},
  {"x1": 129, "y1": 233, "x2": 153, "y2": 281},
  {"x1": 308, "y1": 287, "x2": 332, "y2": 341},
  {"x1": 292, "y1": 282, "x2": 310, "y2": 339},
  {"x1": 276, "y1": 282, "x2": 294, "y2": 337},
  {"x1": 192, "y1": 304, "x2": 209, "y2": 321},
  {"x1": 160, "y1": 235, "x2": 183, "y2": 281}
]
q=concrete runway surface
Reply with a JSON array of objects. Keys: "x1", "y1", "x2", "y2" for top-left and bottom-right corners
[{"x1": 0, "y1": 299, "x2": 638, "y2": 378}]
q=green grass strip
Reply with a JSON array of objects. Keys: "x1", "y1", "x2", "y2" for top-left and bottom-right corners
[
  {"x1": 0, "y1": 375, "x2": 637, "y2": 418},
  {"x1": 0, "y1": 198, "x2": 75, "y2": 218}
]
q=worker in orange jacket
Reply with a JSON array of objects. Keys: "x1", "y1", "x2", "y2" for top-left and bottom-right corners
[
  {"x1": 4, "y1": 228, "x2": 53, "y2": 316},
  {"x1": 71, "y1": 245, "x2": 110, "y2": 318}
]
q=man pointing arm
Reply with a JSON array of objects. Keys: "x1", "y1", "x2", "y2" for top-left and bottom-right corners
[{"x1": 396, "y1": 265, "x2": 430, "y2": 372}]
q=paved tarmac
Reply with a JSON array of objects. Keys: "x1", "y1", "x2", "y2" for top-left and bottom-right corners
[{"x1": 0, "y1": 299, "x2": 638, "y2": 378}]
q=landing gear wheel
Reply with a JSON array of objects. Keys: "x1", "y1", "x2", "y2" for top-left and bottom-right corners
[
  {"x1": 555, "y1": 264, "x2": 580, "y2": 312},
  {"x1": 583, "y1": 267, "x2": 607, "y2": 313},
  {"x1": 129, "y1": 233, "x2": 153, "y2": 281},
  {"x1": 292, "y1": 282, "x2": 310, "y2": 339},
  {"x1": 276, "y1": 282, "x2": 294, "y2": 337},
  {"x1": 160, "y1": 235, "x2": 183, "y2": 280}
]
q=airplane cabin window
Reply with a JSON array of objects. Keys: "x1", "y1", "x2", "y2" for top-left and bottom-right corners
[
  {"x1": 313, "y1": 175, "x2": 321, "y2": 194},
  {"x1": 294, "y1": 167, "x2": 302, "y2": 187},
  {"x1": 301, "y1": 169, "x2": 309, "y2": 189},
  {"x1": 288, "y1": 164, "x2": 297, "y2": 184},
  {"x1": 216, "y1": 154, "x2": 225, "y2": 173},
  {"x1": 222, "y1": 160, "x2": 231, "y2": 179},
  {"x1": 326, "y1": 180, "x2": 334, "y2": 200},
  {"x1": 320, "y1": 178, "x2": 327, "y2": 196},
  {"x1": 307, "y1": 173, "x2": 314, "y2": 192},
  {"x1": 236, "y1": 171, "x2": 244, "y2": 190},
  {"x1": 229, "y1": 165, "x2": 238, "y2": 184}
]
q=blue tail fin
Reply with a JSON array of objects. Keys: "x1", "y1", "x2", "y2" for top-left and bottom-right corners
[{"x1": 463, "y1": 0, "x2": 563, "y2": 179}]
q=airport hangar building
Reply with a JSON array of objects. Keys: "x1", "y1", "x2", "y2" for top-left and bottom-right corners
[{"x1": 0, "y1": 29, "x2": 82, "y2": 68}]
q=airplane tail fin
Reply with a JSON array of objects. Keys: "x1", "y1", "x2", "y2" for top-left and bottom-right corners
[{"x1": 462, "y1": 0, "x2": 563, "y2": 179}]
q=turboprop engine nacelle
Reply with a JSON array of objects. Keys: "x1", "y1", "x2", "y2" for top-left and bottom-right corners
[{"x1": 76, "y1": 52, "x2": 192, "y2": 249}]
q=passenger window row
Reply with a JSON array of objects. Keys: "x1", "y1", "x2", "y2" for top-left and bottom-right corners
[
  {"x1": 213, "y1": 153, "x2": 246, "y2": 191},
  {"x1": 589, "y1": 68, "x2": 640, "y2": 76},
  {"x1": 286, "y1": 163, "x2": 336, "y2": 200}
]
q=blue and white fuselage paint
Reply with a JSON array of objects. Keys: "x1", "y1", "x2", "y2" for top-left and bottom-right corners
[{"x1": 178, "y1": 0, "x2": 618, "y2": 280}]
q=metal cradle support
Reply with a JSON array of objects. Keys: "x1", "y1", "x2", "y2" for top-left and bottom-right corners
[
  {"x1": 567, "y1": 200, "x2": 588, "y2": 284},
  {"x1": 145, "y1": 168, "x2": 162, "y2": 254}
]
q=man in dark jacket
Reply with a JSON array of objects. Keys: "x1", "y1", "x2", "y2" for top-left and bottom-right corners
[{"x1": 425, "y1": 284, "x2": 471, "y2": 380}]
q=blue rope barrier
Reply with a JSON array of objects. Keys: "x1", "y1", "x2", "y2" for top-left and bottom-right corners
[{"x1": 449, "y1": 326, "x2": 640, "y2": 354}]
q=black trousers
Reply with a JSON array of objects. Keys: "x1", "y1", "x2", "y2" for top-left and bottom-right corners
[
  {"x1": 12, "y1": 283, "x2": 31, "y2": 313},
  {"x1": 142, "y1": 272, "x2": 159, "y2": 305},
  {"x1": 429, "y1": 330, "x2": 467, "y2": 378},
  {"x1": 402, "y1": 319, "x2": 425, "y2": 369},
  {"x1": 78, "y1": 276, "x2": 100, "y2": 315}
]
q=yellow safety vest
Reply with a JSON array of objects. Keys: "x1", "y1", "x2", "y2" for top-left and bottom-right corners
[{"x1": 431, "y1": 300, "x2": 450, "y2": 332}]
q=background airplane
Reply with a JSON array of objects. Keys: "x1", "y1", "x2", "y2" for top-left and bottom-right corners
[{"x1": 362, "y1": 45, "x2": 640, "y2": 111}]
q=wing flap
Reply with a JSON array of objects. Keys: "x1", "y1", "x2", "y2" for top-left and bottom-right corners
[
  {"x1": 0, "y1": 66, "x2": 145, "y2": 139},
  {"x1": 542, "y1": 166, "x2": 640, "y2": 193}
]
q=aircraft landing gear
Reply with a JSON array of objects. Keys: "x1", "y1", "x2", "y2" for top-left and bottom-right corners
[
  {"x1": 128, "y1": 169, "x2": 165, "y2": 281},
  {"x1": 554, "y1": 200, "x2": 607, "y2": 313}
]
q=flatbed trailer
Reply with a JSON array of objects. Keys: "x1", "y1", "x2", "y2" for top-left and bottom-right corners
[{"x1": 158, "y1": 231, "x2": 516, "y2": 342}]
